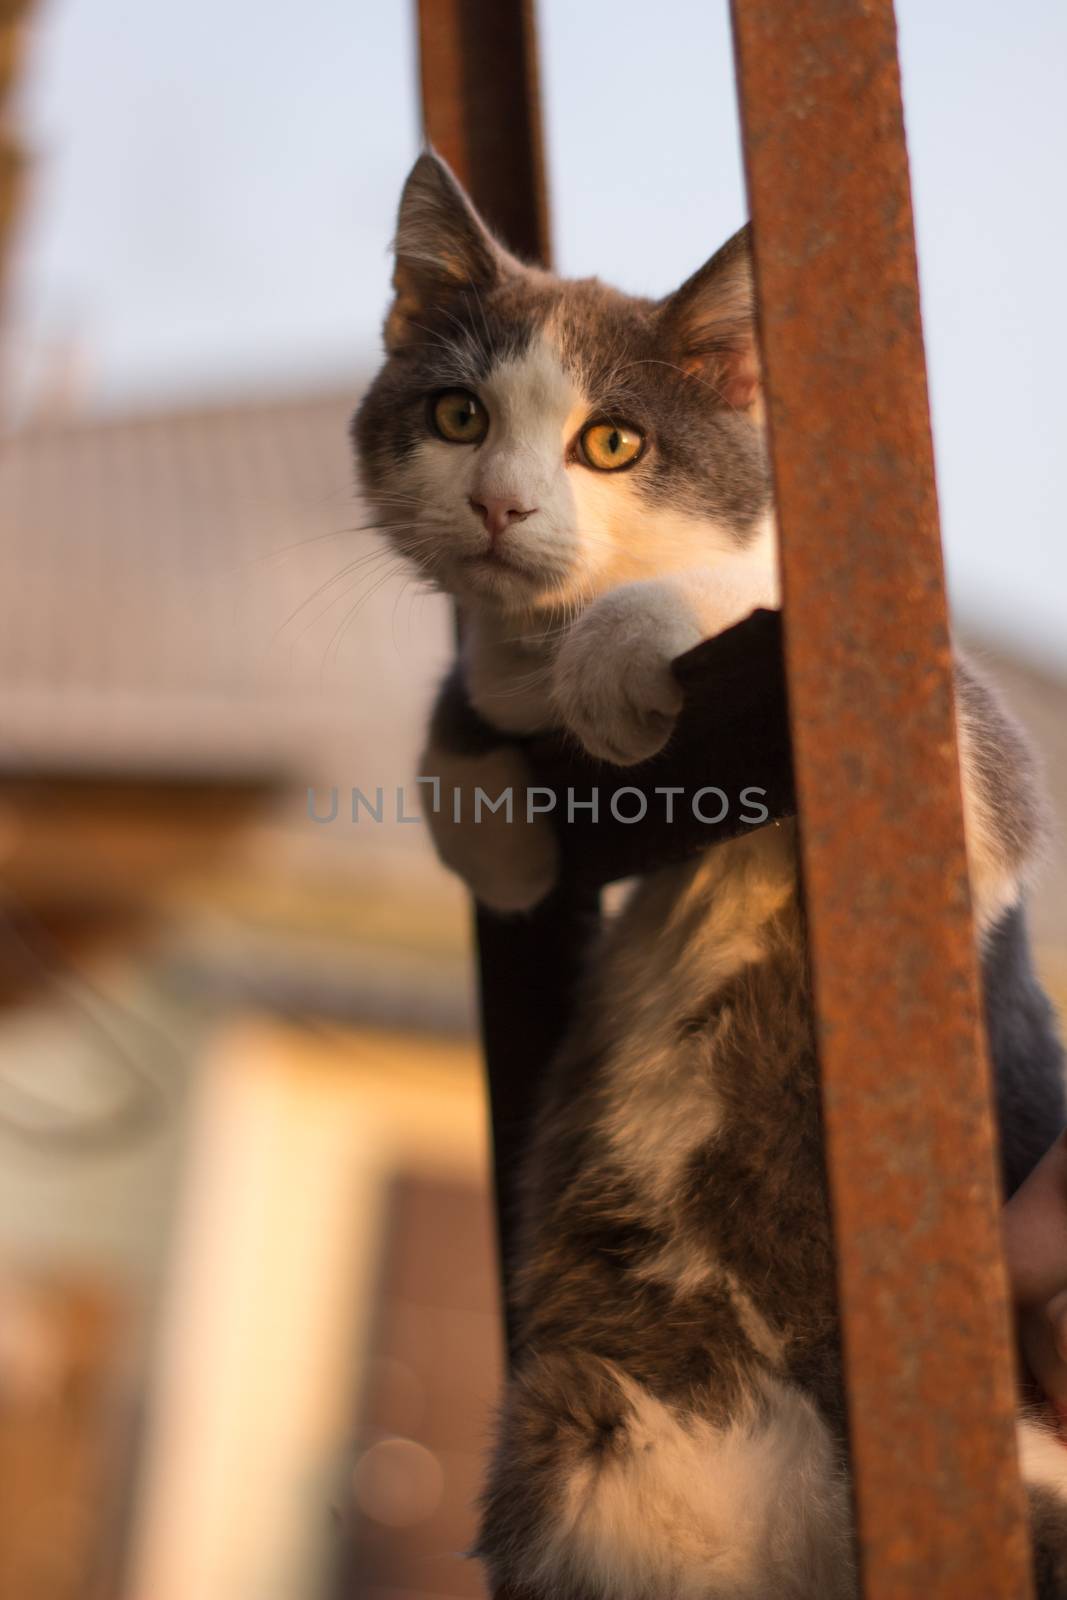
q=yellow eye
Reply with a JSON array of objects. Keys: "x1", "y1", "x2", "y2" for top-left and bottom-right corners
[
  {"x1": 580, "y1": 421, "x2": 644, "y2": 471},
  {"x1": 430, "y1": 389, "x2": 488, "y2": 444}
]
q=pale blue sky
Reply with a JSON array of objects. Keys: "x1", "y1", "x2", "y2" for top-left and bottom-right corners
[{"x1": 8, "y1": 1, "x2": 1067, "y2": 665}]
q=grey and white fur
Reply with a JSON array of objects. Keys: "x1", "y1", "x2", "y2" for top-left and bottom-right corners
[{"x1": 354, "y1": 152, "x2": 1067, "y2": 1598}]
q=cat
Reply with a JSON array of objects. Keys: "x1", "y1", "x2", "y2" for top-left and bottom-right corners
[{"x1": 354, "y1": 151, "x2": 1067, "y2": 1599}]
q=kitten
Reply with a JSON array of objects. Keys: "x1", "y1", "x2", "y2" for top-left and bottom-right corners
[{"x1": 355, "y1": 152, "x2": 1067, "y2": 1599}]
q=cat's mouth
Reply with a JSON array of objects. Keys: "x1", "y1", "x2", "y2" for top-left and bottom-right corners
[
  {"x1": 460, "y1": 545, "x2": 539, "y2": 581},
  {"x1": 458, "y1": 548, "x2": 532, "y2": 595},
  {"x1": 463, "y1": 545, "x2": 523, "y2": 572},
  {"x1": 455, "y1": 544, "x2": 570, "y2": 604}
]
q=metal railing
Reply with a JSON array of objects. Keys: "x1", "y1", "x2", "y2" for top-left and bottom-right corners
[{"x1": 416, "y1": 2, "x2": 1032, "y2": 1595}]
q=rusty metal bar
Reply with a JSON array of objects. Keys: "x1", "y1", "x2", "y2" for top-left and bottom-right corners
[
  {"x1": 0, "y1": 0, "x2": 34, "y2": 394},
  {"x1": 416, "y1": 0, "x2": 550, "y2": 266},
  {"x1": 730, "y1": 3, "x2": 1031, "y2": 1595},
  {"x1": 415, "y1": 0, "x2": 564, "y2": 1355}
]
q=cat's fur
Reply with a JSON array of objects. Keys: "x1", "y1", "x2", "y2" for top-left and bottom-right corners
[{"x1": 354, "y1": 152, "x2": 1067, "y2": 1598}]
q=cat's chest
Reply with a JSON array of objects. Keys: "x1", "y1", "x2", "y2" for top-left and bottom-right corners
[{"x1": 461, "y1": 610, "x2": 559, "y2": 733}]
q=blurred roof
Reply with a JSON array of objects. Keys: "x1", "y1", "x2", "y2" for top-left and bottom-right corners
[
  {"x1": 0, "y1": 388, "x2": 451, "y2": 779},
  {"x1": 0, "y1": 388, "x2": 467, "y2": 1032}
]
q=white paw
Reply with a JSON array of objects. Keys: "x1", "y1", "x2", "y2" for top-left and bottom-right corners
[
  {"x1": 419, "y1": 743, "x2": 559, "y2": 913},
  {"x1": 550, "y1": 581, "x2": 705, "y2": 766}
]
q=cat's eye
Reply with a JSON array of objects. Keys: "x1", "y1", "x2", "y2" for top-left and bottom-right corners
[
  {"x1": 429, "y1": 389, "x2": 489, "y2": 445},
  {"x1": 579, "y1": 421, "x2": 644, "y2": 472}
]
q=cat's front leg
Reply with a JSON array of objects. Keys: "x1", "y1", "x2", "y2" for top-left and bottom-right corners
[
  {"x1": 420, "y1": 665, "x2": 560, "y2": 913},
  {"x1": 551, "y1": 561, "x2": 779, "y2": 766}
]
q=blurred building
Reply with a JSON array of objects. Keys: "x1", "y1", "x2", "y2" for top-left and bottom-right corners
[
  {"x1": 0, "y1": 389, "x2": 491, "y2": 1600},
  {"x1": 0, "y1": 387, "x2": 471, "y2": 1023}
]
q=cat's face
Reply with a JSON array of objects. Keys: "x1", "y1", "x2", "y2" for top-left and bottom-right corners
[{"x1": 354, "y1": 154, "x2": 771, "y2": 617}]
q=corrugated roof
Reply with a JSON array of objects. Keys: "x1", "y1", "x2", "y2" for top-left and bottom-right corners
[{"x1": 0, "y1": 389, "x2": 452, "y2": 777}]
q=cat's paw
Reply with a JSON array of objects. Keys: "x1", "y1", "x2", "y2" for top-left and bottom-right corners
[
  {"x1": 550, "y1": 580, "x2": 704, "y2": 766},
  {"x1": 419, "y1": 742, "x2": 559, "y2": 913}
]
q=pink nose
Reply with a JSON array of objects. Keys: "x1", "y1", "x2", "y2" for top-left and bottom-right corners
[{"x1": 469, "y1": 496, "x2": 536, "y2": 542}]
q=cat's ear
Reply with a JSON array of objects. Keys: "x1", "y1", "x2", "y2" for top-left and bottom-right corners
[
  {"x1": 385, "y1": 152, "x2": 520, "y2": 353},
  {"x1": 658, "y1": 225, "x2": 760, "y2": 411}
]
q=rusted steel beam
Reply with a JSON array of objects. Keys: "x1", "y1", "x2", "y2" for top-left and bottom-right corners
[
  {"x1": 416, "y1": 0, "x2": 560, "y2": 1355},
  {"x1": 0, "y1": 0, "x2": 34, "y2": 366},
  {"x1": 730, "y1": 2, "x2": 1031, "y2": 1595},
  {"x1": 416, "y1": 0, "x2": 551, "y2": 266}
]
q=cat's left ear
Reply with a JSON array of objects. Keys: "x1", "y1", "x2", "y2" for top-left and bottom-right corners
[
  {"x1": 658, "y1": 225, "x2": 760, "y2": 411},
  {"x1": 385, "y1": 151, "x2": 522, "y2": 353}
]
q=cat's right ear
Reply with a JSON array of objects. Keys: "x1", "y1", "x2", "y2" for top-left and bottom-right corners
[
  {"x1": 385, "y1": 152, "x2": 519, "y2": 353},
  {"x1": 657, "y1": 225, "x2": 760, "y2": 411}
]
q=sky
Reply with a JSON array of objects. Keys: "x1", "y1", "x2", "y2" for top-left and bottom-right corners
[{"x1": 7, "y1": 0, "x2": 1067, "y2": 667}]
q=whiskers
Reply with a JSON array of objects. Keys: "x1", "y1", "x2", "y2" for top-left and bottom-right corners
[
  {"x1": 270, "y1": 539, "x2": 408, "y2": 650},
  {"x1": 318, "y1": 559, "x2": 435, "y2": 679},
  {"x1": 266, "y1": 472, "x2": 631, "y2": 687},
  {"x1": 271, "y1": 518, "x2": 451, "y2": 681},
  {"x1": 260, "y1": 482, "x2": 441, "y2": 668}
]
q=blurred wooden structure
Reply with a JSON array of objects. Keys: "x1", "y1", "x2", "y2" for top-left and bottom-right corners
[
  {"x1": 0, "y1": 17, "x2": 139, "y2": 1600},
  {"x1": 417, "y1": 1, "x2": 1034, "y2": 1596},
  {"x1": 125, "y1": 1023, "x2": 496, "y2": 1600},
  {"x1": 334, "y1": 1172, "x2": 500, "y2": 1599},
  {"x1": 0, "y1": 777, "x2": 275, "y2": 1011},
  {"x1": 0, "y1": 1275, "x2": 129, "y2": 1600}
]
